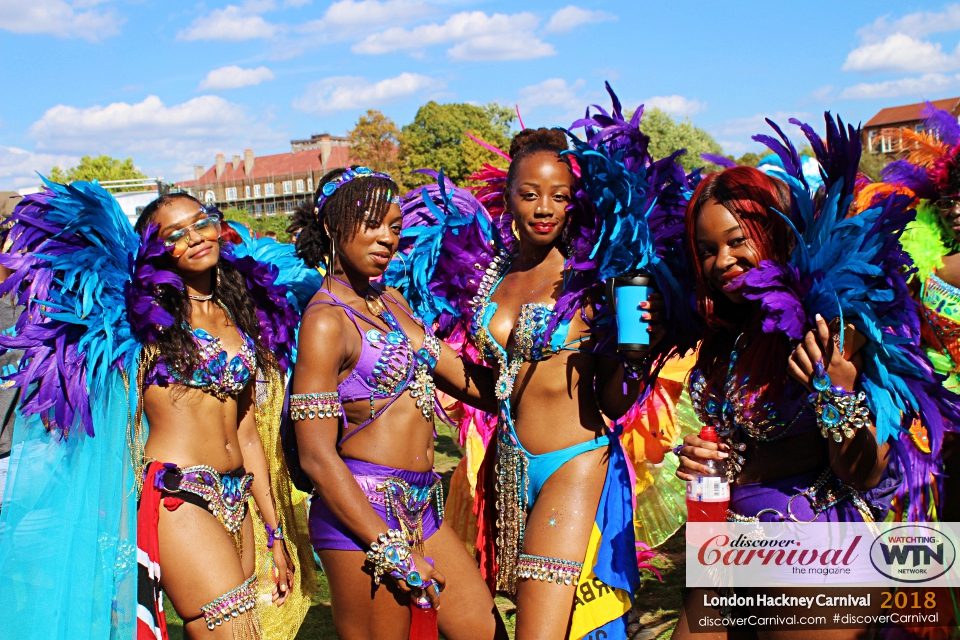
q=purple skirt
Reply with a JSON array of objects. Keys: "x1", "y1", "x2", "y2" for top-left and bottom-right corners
[
  {"x1": 309, "y1": 458, "x2": 444, "y2": 552},
  {"x1": 730, "y1": 470, "x2": 872, "y2": 522}
]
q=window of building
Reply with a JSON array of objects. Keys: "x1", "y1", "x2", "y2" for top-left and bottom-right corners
[
  {"x1": 254, "y1": 184, "x2": 261, "y2": 197},
  {"x1": 296, "y1": 179, "x2": 305, "y2": 193},
  {"x1": 225, "y1": 187, "x2": 237, "y2": 200},
  {"x1": 867, "y1": 131, "x2": 877, "y2": 154},
  {"x1": 245, "y1": 185, "x2": 251, "y2": 198},
  {"x1": 254, "y1": 204, "x2": 263, "y2": 217},
  {"x1": 307, "y1": 178, "x2": 313, "y2": 192},
  {"x1": 266, "y1": 203, "x2": 276, "y2": 216},
  {"x1": 282, "y1": 180, "x2": 293, "y2": 195},
  {"x1": 284, "y1": 201, "x2": 294, "y2": 213},
  {"x1": 915, "y1": 123, "x2": 925, "y2": 133},
  {"x1": 265, "y1": 183, "x2": 276, "y2": 196},
  {"x1": 881, "y1": 135, "x2": 894, "y2": 153},
  {"x1": 205, "y1": 190, "x2": 216, "y2": 203}
]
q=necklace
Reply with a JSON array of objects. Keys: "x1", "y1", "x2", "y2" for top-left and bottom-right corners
[{"x1": 188, "y1": 292, "x2": 214, "y2": 301}]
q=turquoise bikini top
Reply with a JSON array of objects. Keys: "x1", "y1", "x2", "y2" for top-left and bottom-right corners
[{"x1": 469, "y1": 255, "x2": 584, "y2": 401}]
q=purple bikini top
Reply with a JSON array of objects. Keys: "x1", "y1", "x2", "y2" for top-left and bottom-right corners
[
  {"x1": 145, "y1": 325, "x2": 257, "y2": 401},
  {"x1": 305, "y1": 287, "x2": 441, "y2": 444}
]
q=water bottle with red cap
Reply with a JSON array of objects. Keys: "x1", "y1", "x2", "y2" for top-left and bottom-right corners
[{"x1": 685, "y1": 425, "x2": 730, "y2": 522}]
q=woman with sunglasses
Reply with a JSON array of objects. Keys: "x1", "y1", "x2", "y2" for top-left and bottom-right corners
[
  {"x1": 870, "y1": 103, "x2": 960, "y2": 522},
  {"x1": 0, "y1": 183, "x2": 312, "y2": 639}
]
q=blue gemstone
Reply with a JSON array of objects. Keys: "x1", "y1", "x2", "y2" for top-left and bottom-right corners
[
  {"x1": 821, "y1": 404, "x2": 841, "y2": 425},
  {"x1": 385, "y1": 547, "x2": 400, "y2": 563},
  {"x1": 366, "y1": 329, "x2": 383, "y2": 343},
  {"x1": 387, "y1": 332, "x2": 404, "y2": 345},
  {"x1": 812, "y1": 372, "x2": 830, "y2": 392},
  {"x1": 322, "y1": 182, "x2": 338, "y2": 196},
  {"x1": 406, "y1": 572, "x2": 423, "y2": 587}
]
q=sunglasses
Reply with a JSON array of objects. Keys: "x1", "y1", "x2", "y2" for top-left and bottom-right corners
[
  {"x1": 163, "y1": 214, "x2": 221, "y2": 257},
  {"x1": 935, "y1": 197, "x2": 960, "y2": 213}
]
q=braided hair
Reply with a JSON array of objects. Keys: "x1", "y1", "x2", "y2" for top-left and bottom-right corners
[
  {"x1": 135, "y1": 193, "x2": 277, "y2": 385},
  {"x1": 289, "y1": 166, "x2": 400, "y2": 269},
  {"x1": 505, "y1": 127, "x2": 572, "y2": 193}
]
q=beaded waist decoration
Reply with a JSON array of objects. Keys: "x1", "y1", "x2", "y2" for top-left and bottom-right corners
[
  {"x1": 156, "y1": 463, "x2": 254, "y2": 534},
  {"x1": 725, "y1": 468, "x2": 875, "y2": 523},
  {"x1": 494, "y1": 421, "x2": 529, "y2": 595},
  {"x1": 354, "y1": 472, "x2": 444, "y2": 553}
]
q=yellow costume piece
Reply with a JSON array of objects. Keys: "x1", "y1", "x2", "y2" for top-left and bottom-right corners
[
  {"x1": 568, "y1": 523, "x2": 633, "y2": 640},
  {"x1": 250, "y1": 369, "x2": 317, "y2": 639}
]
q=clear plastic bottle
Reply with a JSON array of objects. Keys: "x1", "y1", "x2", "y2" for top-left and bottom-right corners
[{"x1": 685, "y1": 425, "x2": 730, "y2": 522}]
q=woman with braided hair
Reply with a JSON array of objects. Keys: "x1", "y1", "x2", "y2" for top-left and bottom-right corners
[{"x1": 286, "y1": 166, "x2": 507, "y2": 640}]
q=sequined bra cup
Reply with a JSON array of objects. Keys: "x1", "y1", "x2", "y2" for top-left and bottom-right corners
[
  {"x1": 470, "y1": 253, "x2": 578, "y2": 400},
  {"x1": 689, "y1": 344, "x2": 813, "y2": 481},
  {"x1": 146, "y1": 325, "x2": 257, "y2": 401},
  {"x1": 305, "y1": 289, "x2": 441, "y2": 445},
  {"x1": 921, "y1": 274, "x2": 960, "y2": 373}
]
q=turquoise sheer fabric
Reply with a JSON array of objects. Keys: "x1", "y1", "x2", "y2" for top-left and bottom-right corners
[{"x1": 0, "y1": 368, "x2": 138, "y2": 639}]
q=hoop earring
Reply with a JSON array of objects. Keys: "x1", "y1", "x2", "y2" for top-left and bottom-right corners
[
  {"x1": 395, "y1": 251, "x2": 408, "y2": 281},
  {"x1": 215, "y1": 264, "x2": 221, "y2": 291},
  {"x1": 511, "y1": 219, "x2": 520, "y2": 241}
]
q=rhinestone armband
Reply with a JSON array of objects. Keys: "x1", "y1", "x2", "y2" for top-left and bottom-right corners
[
  {"x1": 809, "y1": 362, "x2": 870, "y2": 443},
  {"x1": 200, "y1": 575, "x2": 258, "y2": 631},
  {"x1": 366, "y1": 529, "x2": 424, "y2": 588},
  {"x1": 290, "y1": 392, "x2": 343, "y2": 421}
]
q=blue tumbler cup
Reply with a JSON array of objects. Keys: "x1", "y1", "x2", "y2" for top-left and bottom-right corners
[{"x1": 607, "y1": 273, "x2": 652, "y2": 353}]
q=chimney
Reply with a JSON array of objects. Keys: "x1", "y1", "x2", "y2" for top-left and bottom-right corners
[
  {"x1": 319, "y1": 138, "x2": 332, "y2": 168},
  {"x1": 194, "y1": 165, "x2": 205, "y2": 181},
  {"x1": 215, "y1": 153, "x2": 226, "y2": 179},
  {"x1": 232, "y1": 155, "x2": 241, "y2": 171},
  {"x1": 244, "y1": 149, "x2": 254, "y2": 176}
]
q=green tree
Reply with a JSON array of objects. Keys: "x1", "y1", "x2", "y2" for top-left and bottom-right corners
[
  {"x1": 638, "y1": 108, "x2": 725, "y2": 172},
  {"x1": 734, "y1": 152, "x2": 766, "y2": 168},
  {"x1": 221, "y1": 207, "x2": 293, "y2": 243},
  {"x1": 349, "y1": 110, "x2": 401, "y2": 177},
  {"x1": 399, "y1": 102, "x2": 514, "y2": 188},
  {"x1": 858, "y1": 151, "x2": 893, "y2": 182},
  {"x1": 48, "y1": 155, "x2": 148, "y2": 191}
]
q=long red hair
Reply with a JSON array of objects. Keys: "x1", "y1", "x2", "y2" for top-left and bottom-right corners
[{"x1": 684, "y1": 166, "x2": 796, "y2": 401}]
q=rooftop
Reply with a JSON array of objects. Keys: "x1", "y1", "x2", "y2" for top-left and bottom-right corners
[
  {"x1": 865, "y1": 97, "x2": 960, "y2": 128},
  {"x1": 176, "y1": 146, "x2": 351, "y2": 188}
]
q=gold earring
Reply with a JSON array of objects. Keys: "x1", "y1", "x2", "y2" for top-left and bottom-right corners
[{"x1": 511, "y1": 219, "x2": 520, "y2": 240}]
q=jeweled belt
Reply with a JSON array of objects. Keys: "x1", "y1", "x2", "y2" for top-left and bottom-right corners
[
  {"x1": 157, "y1": 463, "x2": 254, "y2": 534},
  {"x1": 355, "y1": 472, "x2": 444, "y2": 552}
]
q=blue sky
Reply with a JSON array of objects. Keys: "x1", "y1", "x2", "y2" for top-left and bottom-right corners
[{"x1": 1, "y1": 0, "x2": 958, "y2": 189}]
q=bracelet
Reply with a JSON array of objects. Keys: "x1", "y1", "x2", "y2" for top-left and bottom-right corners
[
  {"x1": 621, "y1": 357, "x2": 644, "y2": 381},
  {"x1": 672, "y1": 445, "x2": 683, "y2": 457},
  {"x1": 265, "y1": 523, "x2": 283, "y2": 548},
  {"x1": 290, "y1": 392, "x2": 343, "y2": 421},
  {"x1": 366, "y1": 529, "x2": 424, "y2": 588},
  {"x1": 809, "y1": 361, "x2": 870, "y2": 442}
]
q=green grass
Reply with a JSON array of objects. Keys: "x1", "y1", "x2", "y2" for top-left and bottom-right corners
[{"x1": 165, "y1": 430, "x2": 687, "y2": 639}]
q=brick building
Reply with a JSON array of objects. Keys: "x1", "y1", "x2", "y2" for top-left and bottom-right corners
[
  {"x1": 863, "y1": 97, "x2": 960, "y2": 156},
  {"x1": 176, "y1": 134, "x2": 351, "y2": 217}
]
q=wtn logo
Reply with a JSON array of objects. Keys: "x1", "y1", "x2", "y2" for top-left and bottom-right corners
[
  {"x1": 869, "y1": 526, "x2": 956, "y2": 583},
  {"x1": 879, "y1": 543, "x2": 944, "y2": 567}
]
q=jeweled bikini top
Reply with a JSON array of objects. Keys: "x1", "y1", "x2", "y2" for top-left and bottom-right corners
[
  {"x1": 305, "y1": 283, "x2": 441, "y2": 444},
  {"x1": 469, "y1": 252, "x2": 582, "y2": 401},
  {"x1": 920, "y1": 273, "x2": 960, "y2": 373},
  {"x1": 146, "y1": 304, "x2": 257, "y2": 401}
]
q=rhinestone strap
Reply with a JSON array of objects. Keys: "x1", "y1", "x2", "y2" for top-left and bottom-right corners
[
  {"x1": 366, "y1": 529, "x2": 425, "y2": 588},
  {"x1": 517, "y1": 553, "x2": 583, "y2": 586},
  {"x1": 200, "y1": 575, "x2": 258, "y2": 631},
  {"x1": 289, "y1": 392, "x2": 343, "y2": 421}
]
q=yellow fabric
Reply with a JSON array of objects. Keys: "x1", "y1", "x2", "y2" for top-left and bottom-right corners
[
  {"x1": 464, "y1": 421, "x2": 486, "y2": 495},
  {"x1": 445, "y1": 458, "x2": 479, "y2": 556},
  {"x1": 568, "y1": 524, "x2": 632, "y2": 640},
  {"x1": 250, "y1": 369, "x2": 316, "y2": 640}
]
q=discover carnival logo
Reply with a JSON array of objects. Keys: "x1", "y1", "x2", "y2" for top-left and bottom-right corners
[{"x1": 869, "y1": 525, "x2": 956, "y2": 583}]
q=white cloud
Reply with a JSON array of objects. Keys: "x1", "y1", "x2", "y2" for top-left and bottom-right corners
[
  {"x1": 0, "y1": 145, "x2": 78, "y2": 190},
  {"x1": 839, "y1": 73, "x2": 959, "y2": 100},
  {"x1": 199, "y1": 65, "x2": 275, "y2": 90},
  {"x1": 292, "y1": 72, "x2": 436, "y2": 114},
  {"x1": 301, "y1": 0, "x2": 433, "y2": 33},
  {"x1": 177, "y1": 3, "x2": 278, "y2": 41},
  {"x1": 857, "y1": 5, "x2": 960, "y2": 43},
  {"x1": 518, "y1": 78, "x2": 586, "y2": 109},
  {"x1": 544, "y1": 5, "x2": 615, "y2": 34},
  {"x1": 644, "y1": 95, "x2": 704, "y2": 117},
  {"x1": 708, "y1": 111, "x2": 811, "y2": 156},
  {"x1": 843, "y1": 33, "x2": 960, "y2": 74},
  {"x1": 284, "y1": 0, "x2": 311, "y2": 6},
  {"x1": 27, "y1": 95, "x2": 283, "y2": 172},
  {"x1": 353, "y1": 11, "x2": 556, "y2": 61},
  {"x1": 0, "y1": 0, "x2": 123, "y2": 41}
]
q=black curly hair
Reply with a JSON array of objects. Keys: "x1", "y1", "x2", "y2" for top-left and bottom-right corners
[
  {"x1": 505, "y1": 127, "x2": 572, "y2": 193},
  {"x1": 135, "y1": 192, "x2": 277, "y2": 386},
  {"x1": 288, "y1": 166, "x2": 400, "y2": 270}
]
